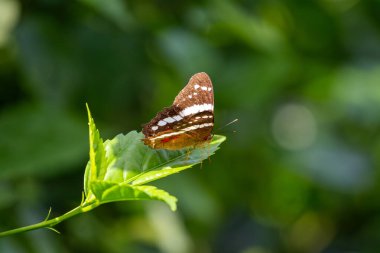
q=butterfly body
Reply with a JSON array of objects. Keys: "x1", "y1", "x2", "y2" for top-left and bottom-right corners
[{"x1": 142, "y1": 72, "x2": 214, "y2": 150}]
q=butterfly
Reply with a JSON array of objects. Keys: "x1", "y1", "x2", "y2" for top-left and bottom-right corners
[{"x1": 142, "y1": 72, "x2": 214, "y2": 150}]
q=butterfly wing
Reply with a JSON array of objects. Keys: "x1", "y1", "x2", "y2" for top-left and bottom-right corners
[
  {"x1": 173, "y1": 72, "x2": 214, "y2": 111},
  {"x1": 142, "y1": 72, "x2": 214, "y2": 150}
]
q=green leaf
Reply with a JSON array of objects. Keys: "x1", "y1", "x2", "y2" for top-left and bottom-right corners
[
  {"x1": 98, "y1": 131, "x2": 148, "y2": 183},
  {"x1": 83, "y1": 105, "x2": 226, "y2": 210},
  {"x1": 91, "y1": 181, "x2": 177, "y2": 211},
  {"x1": 93, "y1": 131, "x2": 225, "y2": 185},
  {"x1": 131, "y1": 134, "x2": 226, "y2": 185},
  {"x1": 84, "y1": 104, "x2": 106, "y2": 196}
]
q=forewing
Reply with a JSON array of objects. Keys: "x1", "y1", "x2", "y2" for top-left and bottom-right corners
[
  {"x1": 142, "y1": 107, "x2": 181, "y2": 137},
  {"x1": 173, "y1": 72, "x2": 214, "y2": 110},
  {"x1": 143, "y1": 72, "x2": 214, "y2": 138},
  {"x1": 142, "y1": 72, "x2": 215, "y2": 150}
]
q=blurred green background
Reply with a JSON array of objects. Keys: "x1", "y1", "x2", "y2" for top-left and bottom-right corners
[{"x1": 1, "y1": 0, "x2": 380, "y2": 252}]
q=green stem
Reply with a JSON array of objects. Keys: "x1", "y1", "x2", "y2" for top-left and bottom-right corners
[{"x1": 0, "y1": 200, "x2": 100, "y2": 238}]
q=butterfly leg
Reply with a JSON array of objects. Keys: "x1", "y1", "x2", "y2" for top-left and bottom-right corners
[{"x1": 185, "y1": 148, "x2": 192, "y2": 160}]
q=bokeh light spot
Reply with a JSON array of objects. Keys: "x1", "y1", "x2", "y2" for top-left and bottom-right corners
[
  {"x1": 0, "y1": 0, "x2": 19, "y2": 46},
  {"x1": 272, "y1": 104, "x2": 317, "y2": 150}
]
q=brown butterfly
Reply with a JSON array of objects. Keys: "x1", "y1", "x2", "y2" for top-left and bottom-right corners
[{"x1": 142, "y1": 72, "x2": 214, "y2": 150}]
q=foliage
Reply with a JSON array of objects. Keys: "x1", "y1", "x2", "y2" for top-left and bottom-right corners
[{"x1": 84, "y1": 105, "x2": 225, "y2": 212}]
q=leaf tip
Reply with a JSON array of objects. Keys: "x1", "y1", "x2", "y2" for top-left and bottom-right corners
[
  {"x1": 167, "y1": 195, "x2": 178, "y2": 212},
  {"x1": 169, "y1": 204, "x2": 177, "y2": 212},
  {"x1": 86, "y1": 103, "x2": 92, "y2": 123},
  {"x1": 212, "y1": 134, "x2": 227, "y2": 145}
]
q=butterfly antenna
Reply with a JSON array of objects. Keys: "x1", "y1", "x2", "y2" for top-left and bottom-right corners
[{"x1": 215, "y1": 118, "x2": 238, "y2": 132}]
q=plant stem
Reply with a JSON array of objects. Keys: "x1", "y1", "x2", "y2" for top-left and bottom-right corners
[{"x1": 0, "y1": 201, "x2": 99, "y2": 238}]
